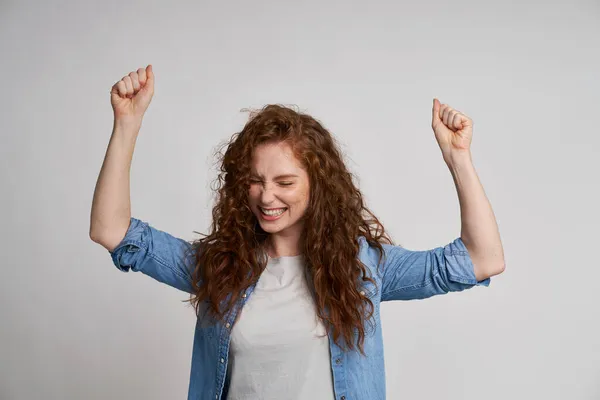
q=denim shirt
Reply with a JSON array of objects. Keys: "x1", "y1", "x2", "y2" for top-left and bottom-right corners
[{"x1": 109, "y1": 217, "x2": 490, "y2": 400}]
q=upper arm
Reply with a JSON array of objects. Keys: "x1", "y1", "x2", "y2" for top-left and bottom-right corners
[
  {"x1": 108, "y1": 217, "x2": 196, "y2": 294},
  {"x1": 380, "y1": 237, "x2": 490, "y2": 301}
]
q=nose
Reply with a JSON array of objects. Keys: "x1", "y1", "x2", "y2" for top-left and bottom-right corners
[{"x1": 259, "y1": 182, "x2": 277, "y2": 204}]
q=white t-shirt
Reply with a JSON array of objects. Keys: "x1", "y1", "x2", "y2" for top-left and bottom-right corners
[{"x1": 224, "y1": 254, "x2": 335, "y2": 400}]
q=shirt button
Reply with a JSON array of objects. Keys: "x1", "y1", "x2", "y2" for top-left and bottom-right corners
[
  {"x1": 335, "y1": 358, "x2": 341, "y2": 365},
  {"x1": 242, "y1": 293, "x2": 247, "y2": 298},
  {"x1": 360, "y1": 290, "x2": 365, "y2": 296},
  {"x1": 220, "y1": 358, "x2": 225, "y2": 363},
  {"x1": 225, "y1": 322, "x2": 231, "y2": 329},
  {"x1": 341, "y1": 396, "x2": 346, "y2": 400}
]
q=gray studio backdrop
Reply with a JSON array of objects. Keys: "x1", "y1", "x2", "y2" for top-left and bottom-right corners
[{"x1": 1, "y1": 0, "x2": 598, "y2": 399}]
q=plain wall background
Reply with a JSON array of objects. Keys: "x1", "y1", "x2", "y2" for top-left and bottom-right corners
[{"x1": 1, "y1": 0, "x2": 599, "y2": 399}]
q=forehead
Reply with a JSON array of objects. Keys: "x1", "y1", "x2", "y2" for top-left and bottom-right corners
[{"x1": 251, "y1": 142, "x2": 303, "y2": 175}]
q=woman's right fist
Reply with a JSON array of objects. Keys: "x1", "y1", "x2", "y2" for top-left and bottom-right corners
[{"x1": 110, "y1": 64, "x2": 155, "y2": 123}]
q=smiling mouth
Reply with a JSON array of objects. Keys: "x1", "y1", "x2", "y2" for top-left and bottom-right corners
[{"x1": 259, "y1": 207, "x2": 287, "y2": 216}]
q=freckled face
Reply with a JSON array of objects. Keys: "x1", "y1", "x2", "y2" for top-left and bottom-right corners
[{"x1": 248, "y1": 142, "x2": 310, "y2": 235}]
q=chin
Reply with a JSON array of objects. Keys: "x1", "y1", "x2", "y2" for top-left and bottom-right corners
[
  {"x1": 260, "y1": 224, "x2": 284, "y2": 234},
  {"x1": 257, "y1": 218, "x2": 286, "y2": 232}
]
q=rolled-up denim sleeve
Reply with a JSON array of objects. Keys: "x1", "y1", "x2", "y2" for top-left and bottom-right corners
[
  {"x1": 109, "y1": 217, "x2": 196, "y2": 294},
  {"x1": 381, "y1": 237, "x2": 490, "y2": 301}
]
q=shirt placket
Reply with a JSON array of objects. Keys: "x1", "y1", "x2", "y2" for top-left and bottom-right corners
[
  {"x1": 214, "y1": 285, "x2": 256, "y2": 400},
  {"x1": 328, "y1": 323, "x2": 348, "y2": 400}
]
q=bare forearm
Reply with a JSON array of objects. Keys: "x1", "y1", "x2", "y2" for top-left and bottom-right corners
[
  {"x1": 89, "y1": 119, "x2": 140, "y2": 246},
  {"x1": 448, "y1": 152, "x2": 505, "y2": 279}
]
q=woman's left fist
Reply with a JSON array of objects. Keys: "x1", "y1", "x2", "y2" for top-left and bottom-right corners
[{"x1": 431, "y1": 98, "x2": 473, "y2": 163}]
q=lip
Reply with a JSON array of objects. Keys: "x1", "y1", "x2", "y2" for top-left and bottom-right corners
[{"x1": 259, "y1": 207, "x2": 287, "y2": 221}]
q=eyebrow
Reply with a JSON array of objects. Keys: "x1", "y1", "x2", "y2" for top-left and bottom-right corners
[{"x1": 251, "y1": 174, "x2": 299, "y2": 180}]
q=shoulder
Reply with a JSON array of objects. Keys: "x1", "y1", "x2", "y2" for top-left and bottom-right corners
[{"x1": 356, "y1": 236, "x2": 396, "y2": 271}]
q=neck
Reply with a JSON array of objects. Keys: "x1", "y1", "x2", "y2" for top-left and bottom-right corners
[{"x1": 265, "y1": 233, "x2": 303, "y2": 258}]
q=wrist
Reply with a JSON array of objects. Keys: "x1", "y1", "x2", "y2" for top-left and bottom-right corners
[
  {"x1": 445, "y1": 150, "x2": 472, "y2": 169},
  {"x1": 113, "y1": 116, "x2": 142, "y2": 132}
]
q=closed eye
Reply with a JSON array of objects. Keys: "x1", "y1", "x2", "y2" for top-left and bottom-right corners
[{"x1": 249, "y1": 180, "x2": 294, "y2": 186}]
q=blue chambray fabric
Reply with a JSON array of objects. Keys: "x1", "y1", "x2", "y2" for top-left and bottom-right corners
[{"x1": 109, "y1": 217, "x2": 490, "y2": 400}]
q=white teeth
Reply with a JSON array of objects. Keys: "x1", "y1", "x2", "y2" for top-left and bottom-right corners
[{"x1": 261, "y1": 207, "x2": 286, "y2": 216}]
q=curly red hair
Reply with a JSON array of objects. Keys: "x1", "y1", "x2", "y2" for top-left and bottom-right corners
[{"x1": 187, "y1": 104, "x2": 394, "y2": 354}]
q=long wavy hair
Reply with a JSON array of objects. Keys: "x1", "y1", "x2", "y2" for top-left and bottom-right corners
[{"x1": 186, "y1": 104, "x2": 394, "y2": 354}]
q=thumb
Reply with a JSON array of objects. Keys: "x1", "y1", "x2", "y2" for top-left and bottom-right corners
[
  {"x1": 145, "y1": 64, "x2": 154, "y2": 92},
  {"x1": 432, "y1": 98, "x2": 441, "y2": 125}
]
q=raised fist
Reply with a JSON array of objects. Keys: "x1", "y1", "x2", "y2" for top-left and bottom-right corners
[{"x1": 110, "y1": 64, "x2": 155, "y2": 123}]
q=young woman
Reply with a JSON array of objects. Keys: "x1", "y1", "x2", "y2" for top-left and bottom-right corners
[{"x1": 90, "y1": 64, "x2": 505, "y2": 400}]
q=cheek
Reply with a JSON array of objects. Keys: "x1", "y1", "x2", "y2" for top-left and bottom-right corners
[
  {"x1": 290, "y1": 187, "x2": 309, "y2": 207},
  {"x1": 248, "y1": 187, "x2": 259, "y2": 202},
  {"x1": 248, "y1": 197, "x2": 258, "y2": 212}
]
